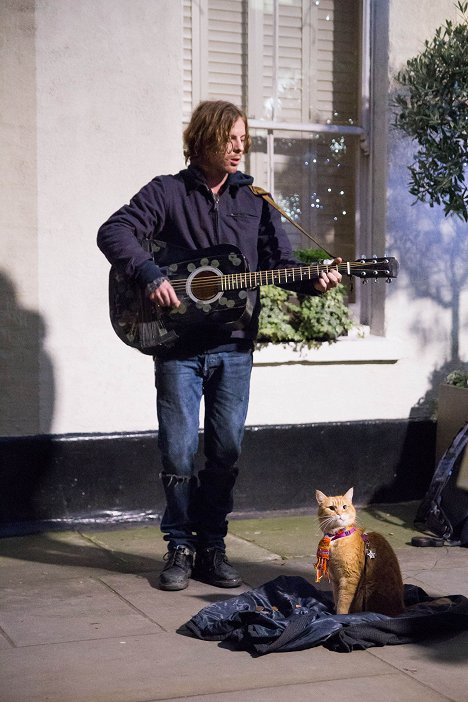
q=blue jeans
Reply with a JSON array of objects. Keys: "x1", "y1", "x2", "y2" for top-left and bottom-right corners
[{"x1": 155, "y1": 348, "x2": 253, "y2": 551}]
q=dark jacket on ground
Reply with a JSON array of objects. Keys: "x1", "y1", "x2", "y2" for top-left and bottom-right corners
[
  {"x1": 183, "y1": 575, "x2": 468, "y2": 655},
  {"x1": 97, "y1": 165, "x2": 321, "y2": 355}
]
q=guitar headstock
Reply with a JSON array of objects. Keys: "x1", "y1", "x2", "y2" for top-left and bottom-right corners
[{"x1": 351, "y1": 256, "x2": 399, "y2": 283}]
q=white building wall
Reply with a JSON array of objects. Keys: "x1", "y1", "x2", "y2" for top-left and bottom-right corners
[
  {"x1": 35, "y1": 0, "x2": 185, "y2": 436},
  {"x1": 0, "y1": 0, "x2": 466, "y2": 437}
]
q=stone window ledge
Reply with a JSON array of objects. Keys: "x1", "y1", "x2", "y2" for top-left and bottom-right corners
[{"x1": 253, "y1": 327, "x2": 404, "y2": 365}]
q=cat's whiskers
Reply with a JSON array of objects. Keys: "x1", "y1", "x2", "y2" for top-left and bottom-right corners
[
  {"x1": 319, "y1": 516, "x2": 341, "y2": 534},
  {"x1": 318, "y1": 516, "x2": 358, "y2": 537}
]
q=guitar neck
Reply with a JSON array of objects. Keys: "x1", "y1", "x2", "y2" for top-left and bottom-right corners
[
  {"x1": 221, "y1": 257, "x2": 398, "y2": 290},
  {"x1": 222, "y1": 262, "x2": 338, "y2": 291}
]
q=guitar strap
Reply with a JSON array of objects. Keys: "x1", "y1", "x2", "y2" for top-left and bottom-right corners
[{"x1": 249, "y1": 185, "x2": 335, "y2": 258}]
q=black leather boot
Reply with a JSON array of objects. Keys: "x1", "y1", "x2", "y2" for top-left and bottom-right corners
[
  {"x1": 193, "y1": 547, "x2": 241, "y2": 588},
  {"x1": 159, "y1": 546, "x2": 194, "y2": 591}
]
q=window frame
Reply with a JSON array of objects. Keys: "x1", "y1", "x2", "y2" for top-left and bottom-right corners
[{"x1": 184, "y1": 0, "x2": 380, "y2": 330}]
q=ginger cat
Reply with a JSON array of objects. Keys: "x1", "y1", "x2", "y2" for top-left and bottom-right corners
[{"x1": 315, "y1": 487, "x2": 404, "y2": 616}]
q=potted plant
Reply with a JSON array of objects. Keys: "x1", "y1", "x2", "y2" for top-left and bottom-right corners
[{"x1": 436, "y1": 371, "x2": 468, "y2": 465}]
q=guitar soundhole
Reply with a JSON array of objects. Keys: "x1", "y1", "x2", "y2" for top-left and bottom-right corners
[{"x1": 189, "y1": 269, "x2": 222, "y2": 302}]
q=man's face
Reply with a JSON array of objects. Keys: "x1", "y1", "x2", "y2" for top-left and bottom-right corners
[{"x1": 204, "y1": 117, "x2": 246, "y2": 177}]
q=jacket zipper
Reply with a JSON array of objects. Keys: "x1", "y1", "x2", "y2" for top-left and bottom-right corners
[{"x1": 212, "y1": 191, "x2": 220, "y2": 241}]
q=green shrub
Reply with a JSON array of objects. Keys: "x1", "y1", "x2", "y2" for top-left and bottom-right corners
[
  {"x1": 256, "y1": 285, "x2": 302, "y2": 344},
  {"x1": 257, "y1": 248, "x2": 353, "y2": 346},
  {"x1": 296, "y1": 286, "x2": 354, "y2": 342}
]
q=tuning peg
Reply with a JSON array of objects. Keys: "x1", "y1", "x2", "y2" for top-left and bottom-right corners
[
  {"x1": 386, "y1": 278, "x2": 392, "y2": 284},
  {"x1": 361, "y1": 279, "x2": 367, "y2": 285}
]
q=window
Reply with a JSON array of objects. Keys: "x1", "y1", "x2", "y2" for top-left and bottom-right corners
[{"x1": 184, "y1": 0, "x2": 368, "y2": 280}]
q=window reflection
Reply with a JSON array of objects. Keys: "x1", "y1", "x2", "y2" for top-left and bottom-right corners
[{"x1": 249, "y1": 131, "x2": 357, "y2": 264}]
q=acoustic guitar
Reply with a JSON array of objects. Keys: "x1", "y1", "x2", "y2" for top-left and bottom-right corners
[{"x1": 108, "y1": 240, "x2": 399, "y2": 354}]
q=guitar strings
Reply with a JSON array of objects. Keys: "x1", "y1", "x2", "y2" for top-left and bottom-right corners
[{"x1": 164, "y1": 260, "x2": 394, "y2": 293}]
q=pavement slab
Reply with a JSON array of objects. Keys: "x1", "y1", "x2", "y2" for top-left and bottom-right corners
[
  {"x1": 0, "y1": 576, "x2": 163, "y2": 647},
  {"x1": 369, "y1": 635, "x2": 468, "y2": 702},
  {"x1": 165, "y1": 674, "x2": 454, "y2": 702},
  {"x1": 0, "y1": 631, "x2": 395, "y2": 702},
  {"x1": 98, "y1": 571, "x2": 252, "y2": 632},
  {"x1": 0, "y1": 530, "x2": 124, "y2": 585}
]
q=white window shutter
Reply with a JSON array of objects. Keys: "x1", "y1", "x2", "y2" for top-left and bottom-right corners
[
  {"x1": 315, "y1": 0, "x2": 360, "y2": 124},
  {"x1": 185, "y1": 0, "x2": 360, "y2": 125},
  {"x1": 207, "y1": 1, "x2": 246, "y2": 105},
  {"x1": 183, "y1": 0, "x2": 193, "y2": 120}
]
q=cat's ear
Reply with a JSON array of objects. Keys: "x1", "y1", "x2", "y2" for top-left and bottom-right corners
[
  {"x1": 343, "y1": 487, "x2": 354, "y2": 502},
  {"x1": 315, "y1": 489, "x2": 327, "y2": 505}
]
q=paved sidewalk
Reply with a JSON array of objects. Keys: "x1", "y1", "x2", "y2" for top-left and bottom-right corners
[{"x1": 0, "y1": 503, "x2": 467, "y2": 702}]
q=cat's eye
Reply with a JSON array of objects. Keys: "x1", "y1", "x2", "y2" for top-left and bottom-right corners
[
  {"x1": 343, "y1": 505, "x2": 347, "y2": 509},
  {"x1": 329, "y1": 506, "x2": 336, "y2": 511}
]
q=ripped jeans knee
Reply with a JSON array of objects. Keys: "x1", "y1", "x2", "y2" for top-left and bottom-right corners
[{"x1": 159, "y1": 471, "x2": 193, "y2": 487}]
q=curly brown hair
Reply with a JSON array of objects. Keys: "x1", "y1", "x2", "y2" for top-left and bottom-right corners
[{"x1": 183, "y1": 100, "x2": 251, "y2": 163}]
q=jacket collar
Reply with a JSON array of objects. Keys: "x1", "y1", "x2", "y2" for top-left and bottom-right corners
[{"x1": 183, "y1": 164, "x2": 254, "y2": 194}]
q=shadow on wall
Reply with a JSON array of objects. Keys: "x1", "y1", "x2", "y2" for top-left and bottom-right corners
[
  {"x1": 0, "y1": 270, "x2": 55, "y2": 527},
  {"x1": 370, "y1": 121, "x2": 467, "y2": 505},
  {"x1": 386, "y1": 130, "x2": 468, "y2": 418}
]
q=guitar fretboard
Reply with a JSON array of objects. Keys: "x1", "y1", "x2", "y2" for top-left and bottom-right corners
[{"x1": 222, "y1": 263, "x2": 340, "y2": 290}]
